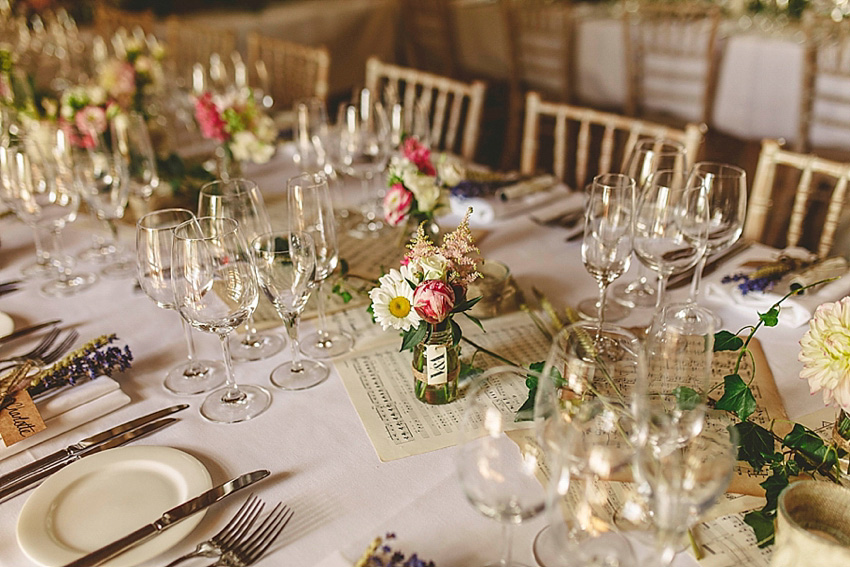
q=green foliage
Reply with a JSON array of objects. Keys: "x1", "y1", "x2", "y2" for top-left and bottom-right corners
[
  {"x1": 758, "y1": 307, "x2": 779, "y2": 327},
  {"x1": 400, "y1": 321, "x2": 427, "y2": 352},
  {"x1": 672, "y1": 386, "x2": 702, "y2": 411},
  {"x1": 743, "y1": 510, "x2": 776, "y2": 547},
  {"x1": 714, "y1": 330, "x2": 744, "y2": 351},
  {"x1": 733, "y1": 421, "x2": 775, "y2": 469},
  {"x1": 715, "y1": 374, "x2": 758, "y2": 420}
]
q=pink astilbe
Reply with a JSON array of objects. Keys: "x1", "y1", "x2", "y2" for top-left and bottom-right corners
[
  {"x1": 194, "y1": 92, "x2": 229, "y2": 142},
  {"x1": 439, "y1": 208, "x2": 480, "y2": 288}
]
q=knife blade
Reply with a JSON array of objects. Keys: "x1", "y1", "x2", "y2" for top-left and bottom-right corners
[
  {"x1": 0, "y1": 417, "x2": 179, "y2": 503},
  {"x1": 0, "y1": 404, "x2": 189, "y2": 491},
  {"x1": 0, "y1": 319, "x2": 62, "y2": 348},
  {"x1": 667, "y1": 240, "x2": 752, "y2": 291},
  {"x1": 62, "y1": 469, "x2": 271, "y2": 567}
]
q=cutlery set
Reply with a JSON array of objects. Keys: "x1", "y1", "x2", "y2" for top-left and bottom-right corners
[{"x1": 0, "y1": 279, "x2": 21, "y2": 297}]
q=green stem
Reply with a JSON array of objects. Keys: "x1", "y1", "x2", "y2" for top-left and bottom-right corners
[{"x1": 460, "y1": 336, "x2": 519, "y2": 367}]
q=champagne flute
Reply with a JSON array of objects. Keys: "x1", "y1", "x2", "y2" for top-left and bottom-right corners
[
  {"x1": 457, "y1": 366, "x2": 547, "y2": 567},
  {"x1": 288, "y1": 171, "x2": 354, "y2": 358},
  {"x1": 252, "y1": 231, "x2": 330, "y2": 390},
  {"x1": 112, "y1": 111, "x2": 160, "y2": 216},
  {"x1": 198, "y1": 178, "x2": 286, "y2": 362},
  {"x1": 633, "y1": 169, "x2": 709, "y2": 311},
  {"x1": 136, "y1": 208, "x2": 226, "y2": 395},
  {"x1": 293, "y1": 97, "x2": 331, "y2": 173},
  {"x1": 578, "y1": 173, "x2": 636, "y2": 327},
  {"x1": 614, "y1": 139, "x2": 689, "y2": 309},
  {"x1": 172, "y1": 216, "x2": 271, "y2": 423}
]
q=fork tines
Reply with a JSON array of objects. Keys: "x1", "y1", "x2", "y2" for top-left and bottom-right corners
[{"x1": 221, "y1": 502, "x2": 294, "y2": 566}]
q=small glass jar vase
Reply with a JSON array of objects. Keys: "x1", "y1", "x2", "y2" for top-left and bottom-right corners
[
  {"x1": 412, "y1": 321, "x2": 459, "y2": 404},
  {"x1": 216, "y1": 144, "x2": 243, "y2": 181}
]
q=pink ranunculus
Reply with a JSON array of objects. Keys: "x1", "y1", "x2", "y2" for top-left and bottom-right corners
[
  {"x1": 383, "y1": 183, "x2": 413, "y2": 227},
  {"x1": 403, "y1": 136, "x2": 436, "y2": 176},
  {"x1": 194, "y1": 92, "x2": 229, "y2": 143},
  {"x1": 74, "y1": 106, "x2": 107, "y2": 148},
  {"x1": 413, "y1": 279, "x2": 455, "y2": 324}
]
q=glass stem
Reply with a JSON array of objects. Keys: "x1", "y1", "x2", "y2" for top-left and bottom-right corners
[
  {"x1": 499, "y1": 523, "x2": 513, "y2": 567},
  {"x1": 315, "y1": 278, "x2": 329, "y2": 340},
  {"x1": 243, "y1": 314, "x2": 260, "y2": 343},
  {"x1": 33, "y1": 225, "x2": 51, "y2": 267},
  {"x1": 596, "y1": 279, "x2": 609, "y2": 327},
  {"x1": 284, "y1": 314, "x2": 303, "y2": 372},
  {"x1": 218, "y1": 333, "x2": 245, "y2": 403},
  {"x1": 180, "y1": 315, "x2": 197, "y2": 362},
  {"x1": 107, "y1": 218, "x2": 121, "y2": 252},
  {"x1": 689, "y1": 254, "x2": 709, "y2": 303},
  {"x1": 49, "y1": 229, "x2": 72, "y2": 283},
  {"x1": 655, "y1": 273, "x2": 670, "y2": 311}
]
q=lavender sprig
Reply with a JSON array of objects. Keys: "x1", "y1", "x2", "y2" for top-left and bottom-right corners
[{"x1": 354, "y1": 533, "x2": 436, "y2": 567}]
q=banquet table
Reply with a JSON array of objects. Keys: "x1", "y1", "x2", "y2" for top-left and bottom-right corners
[{"x1": 0, "y1": 145, "x2": 825, "y2": 567}]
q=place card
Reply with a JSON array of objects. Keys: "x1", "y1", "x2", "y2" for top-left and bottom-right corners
[{"x1": 0, "y1": 390, "x2": 46, "y2": 447}]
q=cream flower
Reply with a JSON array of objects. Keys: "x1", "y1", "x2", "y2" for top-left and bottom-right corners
[
  {"x1": 415, "y1": 253, "x2": 449, "y2": 280},
  {"x1": 403, "y1": 170, "x2": 442, "y2": 213},
  {"x1": 369, "y1": 268, "x2": 421, "y2": 331},
  {"x1": 799, "y1": 296, "x2": 850, "y2": 411},
  {"x1": 230, "y1": 131, "x2": 275, "y2": 164}
]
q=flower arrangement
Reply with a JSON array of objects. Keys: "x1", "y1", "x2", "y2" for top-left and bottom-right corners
[
  {"x1": 58, "y1": 85, "x2": 117, "y2": 148},
  {"x1": 368, "y1": 210, "x2": 482, "y2": 403},
  {"x1": 799, "y1": 296, "x2": 850, "y2": 411},
  {"x1": 96, "y1": 35, "x2": 165, "y2": 116},
  {"x1": 382, "y1": 137, "x2": 461, "y2": 228},
  {"x1": 194, "y1": 89, "x2": 277, "y2": 166}
]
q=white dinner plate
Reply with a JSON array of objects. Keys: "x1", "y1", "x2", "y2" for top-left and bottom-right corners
[
  {"x1": 17, "y1": 445, "x2": 212, "y2": 567},
  {"x1": 0, "y1": 311, "x2": 14, "y2": 338}
]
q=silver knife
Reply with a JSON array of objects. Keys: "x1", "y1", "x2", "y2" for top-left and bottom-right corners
[
  {"x1": 0, "y1": 417, "x2": 179, "y2": 503},
  {"x1": 667, "y1": 240, "x2": 752, "y2": 290},
  {"x1": 0, "y1": 404, "x2": 189, "y2": 490},
  {"x1": 0, "y1": 319, "x2": 62, "y2": 348},
  {"x1": 62, "y1": 469, "x2": 271, "y2": 567}
]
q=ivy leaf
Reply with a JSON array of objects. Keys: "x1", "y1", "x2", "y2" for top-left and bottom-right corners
[
  {"x1": 743, "y1": 510, "x2": 776, "y2": 547},
  {"x1": 450, "y1": 318, "x2": 463, "y2": 347},
  {"x1": 714, "y1": 330, "x2": 744, "y2": 352},
  {"x1": 515, "y1": 387, "x2": 536, "y2": 422},
  {"x1": 734, "y1": 421, "x2": 775, "y2": 469},
  {"x1": 758, "y1": 307, "x2": 779, "y2": 327},
  {"x1": 400, "y1": 322, "x2": 427, "y2": 352},
  {"x1": 760, "y1": 470, "x2": 789, "y2": 514},
  {"x1": 459, "y1": 359, "x2": 483, "y2": 383},
  {"x1": 783, "y1": 423, "x2": 839, "y2": 472},
  {"x1": 672, "y1": 386, "x2": 702, "y2": 411},
  {"x1": 715, "y1": 374, "x2": 758, "y2": 420},
  {"x1": 527, "y1": 361, "x2": 544, "y2": 390},
  {"x1": 332, "y1": 281, "x2": 352, "y2": 303}
]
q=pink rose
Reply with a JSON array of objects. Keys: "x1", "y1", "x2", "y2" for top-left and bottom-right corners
[
  {"x1": 194, "y1": 92, "x2": 229, "y2": 143},
  {"x1": 403, "y1": 137, "x2": 436, "y2": 176},
  {"x1": 413, "y1": 279, "x2": 455, "y2": 324},
  {"x1": 383, "y1": 183, "x2": 413, "y2": 227}
]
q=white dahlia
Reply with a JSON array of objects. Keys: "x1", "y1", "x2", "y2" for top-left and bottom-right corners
[{"x1": 799, "y1": 296, "x2": 850, "y2": 411}]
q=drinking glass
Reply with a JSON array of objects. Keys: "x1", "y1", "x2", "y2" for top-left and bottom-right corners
[
  {"x1": 578, "y1": 173, "x2": 636, "y2": 325},
  {"x1": 456, "y1": 367, "x2": 547, "y2": 567},
  {"x1": 686, "y1": 163, "x2": 747, "y2": 305},
  {"x1": 112, "y1": 111, "x2": 160, "y2": 216},
  {"x1": 293, "y1": 97, "x2": 331, "y2": 173},
  {"x1": 614, "y1": 139, "x2": 689, "y2": 309},
  {"x1": 136, "y1": 208, "x2": 226, "y2": 395},
  {"x1": 633, "y1": 169, "x2": 710, "y2": 311},
  {"x1": 198, "y1": 178, "x2": 286, "y2": 362},
  {"x1": 172, "y1": 216, "x2": 271, "y2": 423},
  {"x1": 252, "y1": 231, "x2": 330, "y2": 390},
  {"x1": 288, "y1": 171, "x2": 354, "y2": 358}
]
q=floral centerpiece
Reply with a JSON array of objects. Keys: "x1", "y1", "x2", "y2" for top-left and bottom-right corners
[
  {"x1": 194, "y1": 89, "x2": 277, "y2": 178},
  {"x1": 368, "y1": 210, "x2": 482, "y2": 404},
  {"x1": 96, "y1": 35, "x2": 165, "y2": 117},
  {"x1": 382, "y1": 136, "x2": 463, "y2": 234}
]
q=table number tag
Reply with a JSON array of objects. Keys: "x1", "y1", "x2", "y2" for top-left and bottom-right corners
[
  {"x1": 426, "y1": 344, "x2": 448, "y2": 385},
  {"x1": 0, "y1": 390, "x2": 46, "y2": 447}
]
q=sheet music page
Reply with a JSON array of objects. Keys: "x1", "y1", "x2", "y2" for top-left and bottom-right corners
[
  {"x1": 691, "y1": 512, "x2": 773, "y2": 567},
  {"x1": 334, "y1": 311, "x2": 551, "y2": 461}
]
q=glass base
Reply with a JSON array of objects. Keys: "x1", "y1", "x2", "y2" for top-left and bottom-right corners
[
  {"x1": 228, "y1": 331, "x2": 286, "y2": 362},
  {"x1": 270, "y1": 360, "x2": 329, "y2": 390},
  {"x1": 41, "y1": 271, "x2": 98, "y2": 297},
  {"x1": 102, "y1": 258, "x2": 137, "y2": 279},
  {"x1": 78, "y1": 242, "x2": 117, "y2": 264},
  {"x1": 21, "y1": 259, "x2": 54, "y2": 280},
  {"x1": 613, "y1": 277, "x2": 657, "y2": 308},
  {"x1": 200, "y1": 384, "x2": 271, "y2": 424},
  {"x1": 577, "y1": 296, "x2": 630, "y2": 322},
  {"x1": 534, "y1": 524, "x2": 636, "y2": 567},
  {"x1": 299, "y1": 330, "x2": 354, "y2": 359},
  {"x1": 164, "y1": 359, "x2": 227, "y2": 396}
]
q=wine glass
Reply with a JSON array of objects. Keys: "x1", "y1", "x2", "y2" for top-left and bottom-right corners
[
  {"x1": 252, "y1": 231, "x2": 330, "y2": 390},
  {"x1": 288, "y1": 171, "x2": 354, "y2": 358},
  {"x1": 578, "y1": 173, "x2": 636, "y2": 326},
  {"x1": 171, "y1": 216, "x2": 271, "y2": 423},
  {"x1": 532, "y1": 322, "x2": 645, "y2": 567},
  {"x1": 198, "y1": 178, "x2": 286, "y2": 362},
  {"x1": 111, "y1": 111, "x2": 161, "y2": 216},
  {"x1": 686, "y1": 163, "x2": 747, "y2": 306},
  {"x1": 456, "y1": 366, "x2": 547, "y2": 567},
  {"x1": 136, "y1": 208, "x2": 226, "y2": 395},
  {"x1": 614, "y1": 139, "x2": 689, "y2": 309},
  {"x1": 293, "y1": 97, "x2": 331, "y2": 173},
  {"x1": 632, "y1": 169, "x2": 710, "y2": 311}
]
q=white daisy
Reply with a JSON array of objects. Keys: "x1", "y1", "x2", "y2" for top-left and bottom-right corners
[
  {"x1": 369, "y1": 269, "x2": 421, "y2": 331},
  {"x1": 799, "y1": 296, "x2": 850, "y2": 411}
]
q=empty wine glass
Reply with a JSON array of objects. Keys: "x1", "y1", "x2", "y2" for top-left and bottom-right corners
[
  {"x1": 633, "y1": 169, "x2": 709, "y2": 311},
  {"x1": 614, "y1": 139, "x2": 689, "y2": 309},
  {"x1": 293, "y1": 97, "x2": 331, "y2": 173},
  {"x1": 112, "y1": 111, "x2": 160, "y2": 216},
  {"x1": 288, "y1": 170, "x2": 354, "y2": 358},
  {"x1": 457, "y1": 366, "x2": 547, "y2": 567},
  {"x1": 136, "y1": 208, "x2": 226, "y2": 395},
  {"x1": 172, "y1": 216, "x2": 271, "y2": 423},
  {"x1": 252, "y1": 231, "x2": 330, "y2": 390},
  {"x1": 198, "y1": 178, "x2": 286, "y2": 362},
  {"x1": 578, "y1": 173, "x2": 636, "y2": 326}
]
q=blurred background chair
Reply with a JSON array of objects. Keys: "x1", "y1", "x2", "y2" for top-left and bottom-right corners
[
  {"x1": 744, "y1": 139, "x2": 850, "y2": 257},
  {"x1": 93, "y1": 1, "x2": 155, "y2": 39},
  {"x1": 163, "y1": 16, "x2": 236, "y2": 91},
  {"x1": 520, "y1": 91, "x2": 704, "y2": 190},
  {"x1": 365, "y1": 56, "x2": 486, "y2": 161},
  {"x1": 398, "y1": 0, "x2": 460, "y2": 78}
]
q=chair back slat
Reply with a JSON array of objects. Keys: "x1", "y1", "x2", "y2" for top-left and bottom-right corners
[{"x1": 246, "y1": 32, "x2": 329, "y2": 111}]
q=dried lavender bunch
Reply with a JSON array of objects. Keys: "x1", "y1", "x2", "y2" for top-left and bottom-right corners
[
  {"x1": 721, "y1": 255, "x2": 810, "y2": 295},
  {"x1": 354, "y1": 533, "x2": 436, "y2": 567}
]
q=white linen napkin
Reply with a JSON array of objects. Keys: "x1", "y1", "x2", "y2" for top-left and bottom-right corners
[{"x1": 0, "y1": 377, "x2": 131, "y2": 461}]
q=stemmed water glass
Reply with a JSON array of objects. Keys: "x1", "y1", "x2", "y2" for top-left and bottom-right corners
[
  {"x1": 578, "y1": 173, "x2": 636, "y2": 325},
  {"x1": 614, "y1": 138, "x2": 689, "y2": 309},
  {"x1": 288, "y1": 171, "x2": 354, "y2": 358},
  {"x1": 252, "y1": 231, "x2": 330, "y2": 390},
  {"x1": 198, "y1": 178, "x2": 286, "y2": 362},
  {"x1": 112, "y1": 111, "x2": 160, "y2": 216},
  {"x1": 456, "y1": 367, "x2": 547, "y2": 567},
  {"x1": 293, "y1": 97, "x2": 332, "y2": 174},
  {"x1": 171, "y1": 216, "x2": 271, "y2": 423},
  {"x1": 633, "y1": 169, "x2": 710, "y2": 311},
  {"x1": 136, "y1": 208, "x2": 226, "y2": 395}
]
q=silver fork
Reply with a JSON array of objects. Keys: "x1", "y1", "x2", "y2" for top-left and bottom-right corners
[
  {"x1": 0, "y1": 328, "x2": 62, "y2": 366},
  {"x1": 0, "y1": 329, "x2": 79, "y2": 372},
  {"x1": 208, "y1": 503, "x2": 294, "y2": 567},
  {"x1": 163, "y1": 495, "x2": 265, "y2": 567}
]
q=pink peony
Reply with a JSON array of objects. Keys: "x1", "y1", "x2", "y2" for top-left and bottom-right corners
[
  {"x1": 403, "y1": 137, "x2": 436, "y2": 176},
  {"x1": 194, "y1": 92, "x2": 229, "y2": 143},
  {"x1": 413, "y1": 279, "x2": 455, "y2": 324},
  {"x1": 383, "y1": 183, "x2": 414, "y2": 226}
]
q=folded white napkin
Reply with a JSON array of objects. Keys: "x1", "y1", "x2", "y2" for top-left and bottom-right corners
[
  {"x1": 0, "y1": 377, "x2": 131, "y2": 461},
  {"x1": 449, "y1": 177, "x2": 567, "y2": 226}
]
